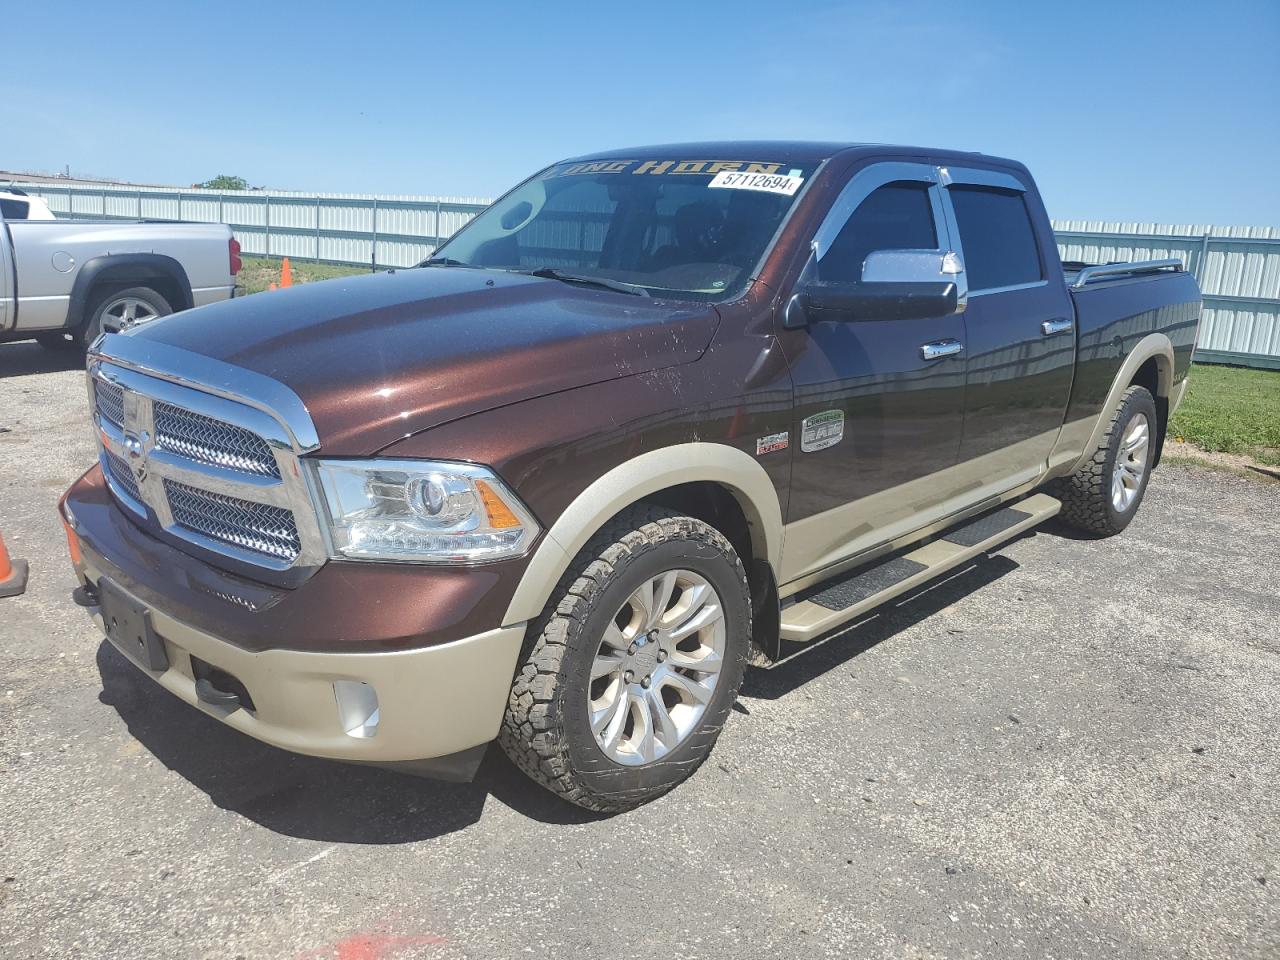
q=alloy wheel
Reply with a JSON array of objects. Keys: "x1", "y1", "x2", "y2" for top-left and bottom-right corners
[
  {"x1": 588, "y1": 569, "x2": 726, "y2": 766},
  {"x1": 100, "y1": 296, "x2": 161, "y2": 333},
  {"x1": 1111, "y1": 412, "x2": 1150, "y2": 513}
]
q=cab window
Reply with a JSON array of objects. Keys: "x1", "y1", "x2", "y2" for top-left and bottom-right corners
[
  {"x1": 948, "y1": 185, "x2": 1042, "y2": 291},
  {"x1": 0, "y1": 198, "x2": 30, "y2": 219},
  {"x1": 818, "y1": 182, "x2": 937, "y2": 282}
]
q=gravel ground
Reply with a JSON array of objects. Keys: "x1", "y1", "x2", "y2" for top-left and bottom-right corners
[{"x1": 1, "y1": 339, "x2": 1277, "y2": 960}]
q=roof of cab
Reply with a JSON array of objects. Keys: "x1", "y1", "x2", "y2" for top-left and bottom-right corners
[
  {"x1": 559, "y1": 141, "x2": 1027, "y2": 174},
  {"x1": 562, "y1": 141, "x2": 866, "y2": 163}
]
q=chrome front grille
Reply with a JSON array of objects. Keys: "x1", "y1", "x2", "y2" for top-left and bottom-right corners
[
  {"x1": 94, "y1": 379, "x2": 125, "y2": 429},
  {"x1": 154, "y1": 401, "x2": 281, "y2": 478},
  {"x1": 88, "y1": 355, "x2": 326, "y2": 577},
  {"x1": 165, "y1": 480, "x2": 301, "y2": 563},
  {"x1": 105, "y1": 449, "x2": 142, "y2": 503}
]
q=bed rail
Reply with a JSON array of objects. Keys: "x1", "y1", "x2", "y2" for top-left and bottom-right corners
[{"x1": 1069, "y1": 258, "x2": 1184, "y2": 289}]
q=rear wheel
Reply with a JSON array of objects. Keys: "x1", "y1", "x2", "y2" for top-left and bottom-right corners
[
  {"x1": 499, "y1": 506, "x2": 751, "y2": 812},
  {"x1": 81, "y1": 285, "x2": 173, "y2": 347},
  {"x1": 1052, "y1": 385, "x2": 1158, "y2": 537}
]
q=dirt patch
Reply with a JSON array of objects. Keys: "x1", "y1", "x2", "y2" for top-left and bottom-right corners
[{"x1": 1164, "y1": 440, "x2": 1280, "y2": 482}]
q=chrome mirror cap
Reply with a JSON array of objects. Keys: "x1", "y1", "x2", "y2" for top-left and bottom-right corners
[{"x1": 862, "y1": 249, "x2": 967, "y2": 314}]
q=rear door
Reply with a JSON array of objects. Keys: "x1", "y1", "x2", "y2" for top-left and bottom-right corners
[
  {"x1": 777, "y1": 161, "x2": 969, "y2": 584},
  {"x1": 941, "y1": 166, "x2": 1075, "y2": 490}
]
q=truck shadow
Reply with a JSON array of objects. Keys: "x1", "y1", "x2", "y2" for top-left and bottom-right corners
[
  {"x1": 95, "y1": 643, "x2": 607, "y2": 844},
  {"x1": 1035, "y1": 517, "x2": 1104, "y2": 542},
  {"x1": 94, "y1": 550, "x2": 1022, "y2": 841},
  {"x1": 0, "y1": 340, "x2": 84, "y2": 378}
]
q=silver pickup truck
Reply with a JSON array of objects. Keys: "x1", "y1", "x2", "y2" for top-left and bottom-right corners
[{"x1": 0, "y1": 211, "x2": 240, "y2": 350}]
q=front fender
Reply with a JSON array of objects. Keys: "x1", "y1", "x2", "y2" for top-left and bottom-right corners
[{"x1": 501, "y1": 442, "x2": 784, "y2": 627}]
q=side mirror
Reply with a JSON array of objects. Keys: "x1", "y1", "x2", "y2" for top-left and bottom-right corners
[{"x1": 785, "y1": 249, "x2": 966, "y2": 326}]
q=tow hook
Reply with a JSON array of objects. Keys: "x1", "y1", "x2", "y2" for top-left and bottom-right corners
[{"x1": 195, "y1": 678, "x2": 242, "y2": 709}]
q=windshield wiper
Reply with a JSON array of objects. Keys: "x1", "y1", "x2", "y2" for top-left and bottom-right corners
[{"x1": 524, "y1": 267, "x2": 649, "y2": 297}]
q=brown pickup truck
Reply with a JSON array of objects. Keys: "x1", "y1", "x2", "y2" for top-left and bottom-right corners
[{"x1": 61, "y1": 142, "x2": 1201, "y2": 811}]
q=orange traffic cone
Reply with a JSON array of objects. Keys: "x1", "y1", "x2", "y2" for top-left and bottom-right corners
[
  {"x1": 280, "y1": 257, "x2": 293, "y2": 288},
  {"x1": 0, "y1": 532, "x2": 28, "y2": 598}
]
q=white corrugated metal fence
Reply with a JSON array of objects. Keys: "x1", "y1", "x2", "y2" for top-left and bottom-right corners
[
  {"x1": 1053, "y1": 221, "x2": 1280, "y2": 367},
  {"x1": 15, "y1": 179, "x2": 490, "y2": 270}
]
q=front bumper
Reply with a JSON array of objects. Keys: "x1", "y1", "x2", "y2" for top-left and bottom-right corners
[
  {"x1": 63, "y1": 467, "x2": 527, "y2": 766},
  {"x1": 79, "y1": 552, "x2": 524, "y2": 764}
]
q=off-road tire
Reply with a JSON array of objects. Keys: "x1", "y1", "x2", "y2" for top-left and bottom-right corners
[
  {"x1": 499, "y1": 506, "x2": 751, "y2": 812},
  {"x1": 1051, "y1": 385, "x2": 1158, "y2": 537},
  {"x1": 81, "y1": 285, "x2": 173, "y2": 348}
]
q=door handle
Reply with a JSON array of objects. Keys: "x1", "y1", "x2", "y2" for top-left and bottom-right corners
[
  {"x1": 1041, "y1": 318, "x2": 1074, "y2": 336},
  {"x1": 920, "y1": 339, "x2": 963, "y2": 361}
]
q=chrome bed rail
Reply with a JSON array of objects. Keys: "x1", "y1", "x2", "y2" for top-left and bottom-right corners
[{"x1": 1070, "y1": 258, "x2": 1183, "y2": 289}]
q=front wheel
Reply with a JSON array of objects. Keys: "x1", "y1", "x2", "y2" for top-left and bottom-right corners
[
  {"x1": 499, "y1": 506, "x2": 751, "y2": 812},
  {"x1": 1052, "y1": 385, "x2": 1158, "y2": 537}
]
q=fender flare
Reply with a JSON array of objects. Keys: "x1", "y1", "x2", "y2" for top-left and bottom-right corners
[
  {"x1": 502, "y1": 442, "x2": 784, "y2": 627},
  {"x1": 1067, "y1": 332, "x2": 1174, "y2": 475},
  {"x1": 66, "y1": 253, "x2": 194, "y2": 329}
]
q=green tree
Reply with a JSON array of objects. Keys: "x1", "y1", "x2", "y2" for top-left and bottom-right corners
[{"x1": 200, "y1": 174, "x2": 249, "y2": 191}]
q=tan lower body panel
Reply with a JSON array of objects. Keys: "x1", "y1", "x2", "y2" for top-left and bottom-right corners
[
  {"x1": 85, "y1": 569, "x2": 525, "y2": 763},
  {"x1": 779, "y1": 429, "x2": 1062, "y2": 588},
  {"x1": 779, "y1": 492, "x2": 1061, "y2": 643}
]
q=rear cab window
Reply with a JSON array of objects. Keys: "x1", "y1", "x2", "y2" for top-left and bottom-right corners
[
  {"x1": 0, "y1": 198, "x2": 30, "y2": 219},
  {"x1": 948, "y1": 185, "x2": 1042, "y2": 292}
]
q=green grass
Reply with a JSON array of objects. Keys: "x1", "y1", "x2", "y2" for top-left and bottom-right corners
[
  {"x1": 236, "y1": 256, "x2": 369, "y2": 296},
  {"x1": 1170, "y1": 364, "x2": 1280, "y2": 465}
]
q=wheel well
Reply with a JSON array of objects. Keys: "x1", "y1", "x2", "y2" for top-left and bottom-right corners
[
  {"x1": 641, "y1": 481, "x2": 779, "y2": 659},
  {"x1": 1130, "y1": 356, "x2": 1169, "y2": 467},
  {"x1": 70, "y1": 256, "x2": 193, "y2": 332},
  {"x1": 87, "y1": 274, "x2": 185, "y2": 316},
  {"x1": 1131, "y1": 356, "x2": 1161, "y2": 399}
]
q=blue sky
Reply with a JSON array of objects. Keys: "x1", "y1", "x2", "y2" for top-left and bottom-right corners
[{"x1": 5, "y1": 0, "x2": 1278, "y2": 224}]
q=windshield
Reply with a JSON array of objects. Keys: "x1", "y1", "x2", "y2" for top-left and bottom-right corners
[{"x1": 430, "y1": 156, "x2": 819, "y2": 301}]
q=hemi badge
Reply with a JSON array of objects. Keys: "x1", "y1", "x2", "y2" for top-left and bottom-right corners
[{"x1": 755, "y1": 432, "x2": 789, "y2": 456}]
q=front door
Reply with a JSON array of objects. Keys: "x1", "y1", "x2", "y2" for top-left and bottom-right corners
[{"x1": 777, "y1": 162, "x2": 968, "y2": 584}]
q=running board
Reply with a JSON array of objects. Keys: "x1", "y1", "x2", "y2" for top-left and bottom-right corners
[{"x1": 778, "y1": 493, "x2": 1061, "y2": 644}]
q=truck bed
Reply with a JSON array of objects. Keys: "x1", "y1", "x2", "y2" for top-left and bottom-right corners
[
  {"x1": 1060, "y1": 259, "x2": 1202, "y2": 440},
  {"x1": 1, "y1": 217, "x2": 235, "y2": 336}
]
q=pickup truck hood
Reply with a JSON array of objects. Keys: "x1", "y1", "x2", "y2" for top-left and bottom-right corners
[{"x1": 129, "y1": 268, "x2": 719, "y2": 453}]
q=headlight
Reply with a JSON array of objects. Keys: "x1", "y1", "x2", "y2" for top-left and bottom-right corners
[{"x1": 314, "y1": 459, "x2": 539, "y2": 563}]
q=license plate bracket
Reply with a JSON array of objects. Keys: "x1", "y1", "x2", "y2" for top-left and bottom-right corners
[{"x1": 99, "y1": 579, "x2": 168, "y2": 672}]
